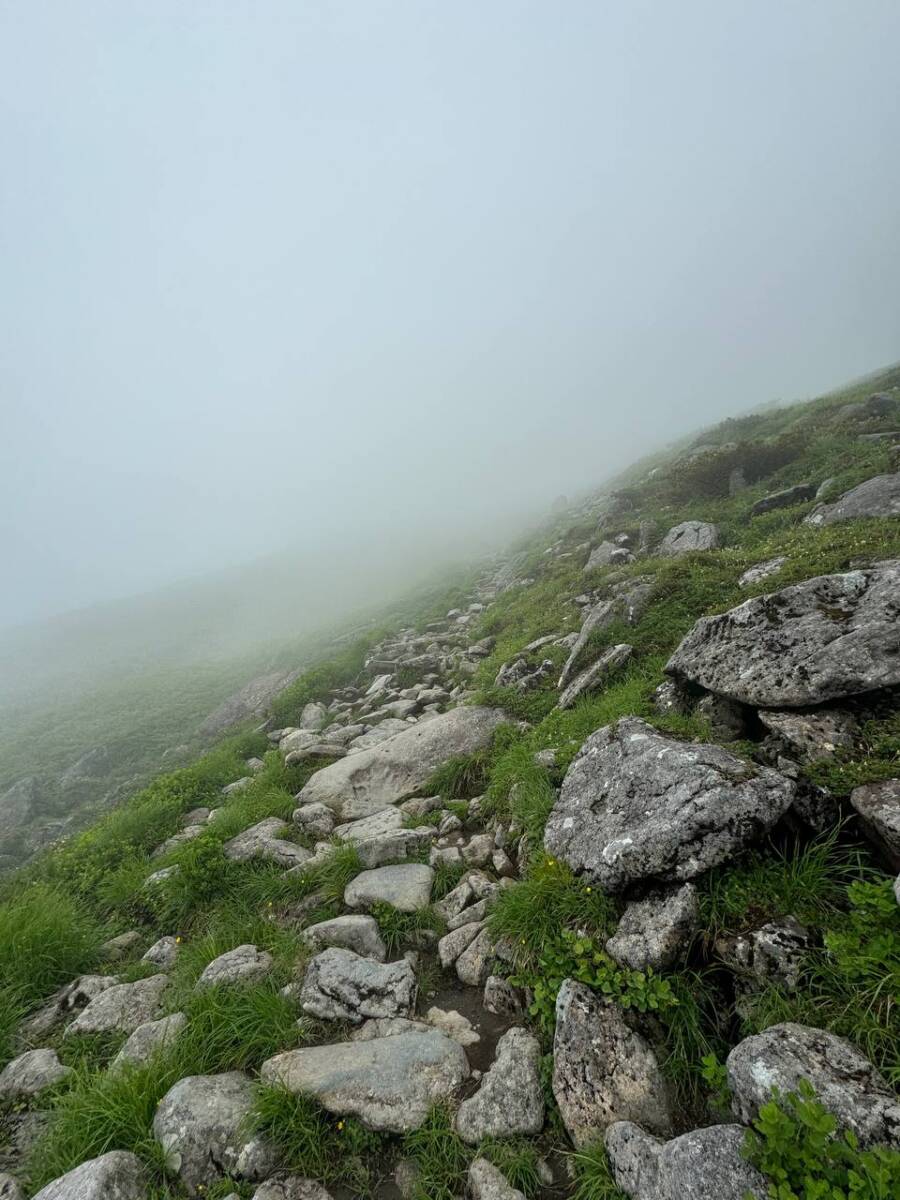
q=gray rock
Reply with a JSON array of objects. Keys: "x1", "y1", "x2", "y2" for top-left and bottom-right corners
[
  {"x1": 196, "y1": 945, "x2": 273, "y2": 989},
  {"x1": 559, "y1": 583, "x2": 652, "y2": 689},
  {"x1": 544, "y1": 718, "x2": 795, "y2": 891},
  {"x1": 666, "y1": 562, "x2": 900, "y2": 707},
  {"x1": 751, "y1": 483, "x2": 816, "y2": 516},
  {"x1": 344, "y1": 864, "x2": 434, "y2": 912},
  {"x1": 347, "y1": 719, "x2": 411, "y2": 752},
  {"x1": 222, "y1": 777, "x2": 252, "y2": 796},
  {"x1": 296, "y1": 706, "x2": 507, "y2": 819},
  {"x1": 0, "y1": 1049, "x2": 70, "y2": 1100},
  {"x1": 299, "y1": 702, "x2": 328, "y2": 731},
  {"x1": 31, "y1": 1151, "x2": 147, "y2": 1200},
  {"x1": 223, "y1": 818, "x2": 311, "y2": 869},
  {"x1": 759, "y1": 708, "x2": 858, "y2": 762},
  {"x1": 301, "y1": 915, "x2": 387, "y2": 961},
  {"x1": 100, "y1": 931, "x2": 143, "y2": 959},
  {"x1": 111, "y1": 1013, "x2": 188, "y2": 1070},
  {"x1": 200, "y1": 669, "x2": 299, "y2": 738},
  {"x1": 350, "y1": 1017, "x2": 430, "y2": 1041},
  {"x1": 261, "y1": 1030, "x2": 469, "y2": 1133},
  {"x1": 716, "y1": 917, "x2": 810, "y2": 994},
  {"x1": 558, "y1": 644, "x2": 633, "y2": 710},
  {"x1": 805, "y1": 472, "x2": 900, "y2": 527},
  {"x1": 65, "y1": 974, "x2": 168, "y2": 1037},
  {"x1": 434, "y1": 877, "x2": 474, "y2": 921},
  {"x1": 606, "y1": 884, "x2": 698, "y2": 971},
  {"x1": 456, "y1": 1027, "x2": 543, "y2": 1142},
  {"x1": 605, "y1": 1120, "x2": 766, "y2": 1200},
  {"x1": 738, "y1": 555, "x2": 788, "y2": 588},
  {"x1": 695, "y1": 692, "x2": 749, "y2": 740},
  {"x1": 250, "y1": 1180, "x2": 335, "y2": 1200},
  {"x1": 456, "y1": 927, "x2": 497, "y2": 986},
  {"x1": 468, "y1": 1158, "x2": 526, "y2": 1200},
  {"x1": 20, "y1": 974, "x2": 118, "y2": 1040},
  {"x1": 298, "y1": 947, "x2": 417, "y2": 1024},
  {"x1": 292, "y1": 803, "x2": 335, "y2": 839},
  {"x1": 143, "y1": 936, "x2": 180, "y2": 970},
  {"x1": 727, "y1": 1023, "x2": 900, "y2": 1147},
  {"x1": 354, "y1": 826, "x2": 436, "y2": 869},
  {"x1": 332, "y1": 807, "x2": 405, "y2": 842},
  {"x1": 659, "y1": 521, "x2": 720, "y2": 556},
  {"x1": 483, "y1": 975, "x2": 525, "y2": 1015},
  {"x1": 553, "y1": 980, "x2": 672, "y2": 1148},
  {"x1": 438, "y1": 921, "x2": 483, "y2": 969},
  {"x1": 448, "y1": 898, "x2": 489, "y2": 930},
  {"x1": 850, "y1": 779, "x2": 900, "y2": 867},
  {"x1": 152, "y1": 825, "x2": 205, "y2": 858},
  {"x1": 584, "y1": 541, "x2": 619, "y2": 572},
  {"x1": 425, "y1": 1006, "x2": 479, "y2": 1046},
  {"x1": 0, "y1": 1173, "x2": 22, "y2": 1200},
  {"x1": 462, "y1": 833, "x2": 495, "y2": 867}
]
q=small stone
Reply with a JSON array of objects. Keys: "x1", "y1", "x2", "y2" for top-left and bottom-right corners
[
  {"x1": 468, "y1": 1158, "x2": 526, "y2": 1200},
  {"x1": 142, "y1": 936, "x2": 180, "y2": 970},
  {"x1": 300, "y1": 915, "x2": 387, "y2": 961},
  {"x1": 196, "y1": 945, "x2": 273, "y2": 989},
  {"x1": 456, "y1": 927, "x2": 497, "y2": 987},
  {"x1": 659, "y1": 521, "x2": 720, "y2": 556},
  {"x1": 438, "y1": 922, "x2": 483, "y2": 969},
  {"x1": 426, "y1": 1006, "x2": 480, "y2": 1046},
  {"x1": 65, "y1": 974, "x2": 168, "y2": 1037},
  {"x1": 605, "y1": 884, "x2": 698, "y2": 971},
  {"x1": 483, "y1": 975, "x2": 525, "y2": 1015},
  {"x1": 292, "y1": 803, "x2": 335, "y2": 839}
]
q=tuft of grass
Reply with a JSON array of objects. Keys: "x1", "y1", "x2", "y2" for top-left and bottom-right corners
[
  {"x1": 479, "y1": 1137, "x2": 543, "y2": 1196},
  {"x1": 426, "y1": 750, "x2": 492, "y2": 800},
  {"x1": 402, "y1": 1105, "x2": 472, "y2": 1200},
  {"x1": 181, "y1": 980, "x2": 304, "y2": 1072},
  {"x1": 569, "y1": 1141, "x2": 628, "y2": 1200},
  {"x1": 371, "y1": 901, "x2": 443, "y2": 955}
]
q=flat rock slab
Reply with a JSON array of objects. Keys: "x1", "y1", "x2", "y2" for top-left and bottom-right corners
[
  {"x1": 727, "y1": 1022, "x2": 900, "y2": 1147},
  {"x1": 261, "y1": 1030, "x2": 470, "y2": 1132},
  {"x1": 65, "y1": 974, "x2": 168, "y2": 1037},
  {"x1": 456, "y1": 1027, "x2": 543, "y2": 1142},
  {"x1": 605, "y1": 1121, "x2": 766, "y2": 1200},
  {"x1": 544, "y1": 717, "x2": 795, "y2": 891},
  {"x1": 295, "y1": 706, "x2": 507, "y2": 819},
  {"x1": 298, "y1": 947, "x2": 417, "y2": 1024},
  {"x1": 344, "y1": 864, "x2": 434, "y2": 912},
  {"x1": 805, "y1": 471, "x2": 900, "y2": 527},
  {"x1": 666, "y1": 561, "x2": 900, "y2": 707},
  {"x1": 850, "y1": 779, "x2": 900, "y2": 867},
  {"x1": 301, "y1": 915, "x2": 387, "y2": 961},
  {"x1": 31, "y1": 1151, "x2": 148, "y2": 1200}
]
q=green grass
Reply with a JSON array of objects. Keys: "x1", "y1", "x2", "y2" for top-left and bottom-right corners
[
  {"x1": 180, "y1": 980, "x2": 303, "y2": 1072},
  {"x1": 371, "y1": 901, "x2": 444, "y2": 955},
  {"x1": 402, "y1": 1105, "x2": 472, "y2": 1200},
  {"x1": 478, "y1": 1137, "x2": 544, "y2": 1196},
  {"x1": 569, "y1": 1142, "x2": 628, "y2": 1200}
]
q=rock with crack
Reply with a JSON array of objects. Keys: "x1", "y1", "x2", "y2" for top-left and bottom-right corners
[
  {"x1": 552, "y1": 980, "x2": 672, "y2": 1148},
  {"x1": 559, "y1": 582, "x2": 652, "y2": 689},
  {"x1": 295, "y1": 706, "x2": 507, "y2": 819},
  {"x1": 805, "y1": 471, "x2": 900, "y2": 527},
  {"x1": 344, "y1": 864, "x2": 434, "y2": 912},
  {"x1": 297, "y1": 947, "x2": 417, "y2": 1024},
  {"x1": 195, "y1": 945, "x2": 273, "y2": 990},
  {"x1": 850, "y1": 779, "x2": 900, "y2": 868},
  {"x1": 456, "y1": 927, "x2": 497, "y2": 986},
  {"x1": 544, "y1": 717, "x2": 795, "y2": 891},
  {"x1": 223, "y1": 818, "x2": 311, "y2": 869},
  {"x1": 605, "y1": 884, "x2": 698, "y2": 971},
  {"x1": 659, "y1": 521, "x2": 720, "y2": 556},
  {"x1": 666, "y1": 561, "x2": 900, "y2": 707},
  {"x1": 605, "y1": 1120, "x2": 766, "y2": 1200},
  {"x1": 0, "y1": 1049, "x2": 70, "y2": 1101},
  {"x1": 300, "y1": 915, "x2": 387, "y2": 961},
  {"x1": 65, "y1": 974, "x2": 168, "y2": 1037},
  {"x1": 261, "y1": 1030, "x2": 469, "y2": 1133},
  {"x1": 456, "y1": 1027, "x2": 543, "y2": 1142},
  {"x1": 727, "y1": 1023, "x2": 900, "y2": 1147},
  {"x1": 31, "y1": 1151, "x2": 148, "y2": 1200},
  {"x1": 557, "y1": 644, "x2": 633, "y2": 710},
  {"x1": 438, "y1": 921, "x2": 483, "y2": 969},
  {"x1": 111, "y1": 1013, "x2": 187, "y2": 1071},
  {"x1": 153, "y1": 1072, "x2": 277, "y2": 1194},
  {"x1": 468, "y1": 1158, "x2": 526, "y2": 1200}
]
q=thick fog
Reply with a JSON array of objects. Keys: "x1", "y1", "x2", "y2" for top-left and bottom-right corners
[{"x1": 2, "y1": 1, "x2": 899, "y2": 634}]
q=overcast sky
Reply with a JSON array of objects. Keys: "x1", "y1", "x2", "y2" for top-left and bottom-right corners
[{"x1": 2, "y1": 1, "x2": 898, "y2": 630}]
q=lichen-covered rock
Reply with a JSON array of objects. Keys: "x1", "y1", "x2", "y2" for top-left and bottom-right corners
[
  {"x1": 292, "y1": 803, "x2": 335, "y2": 839},
  {"x1": 195, "y1": 944, "x2": 273, "y2": 989},
  {"x1": 716, "y1": 917, "x2": 809, "y2": 996},
  {"x1": 153, "y1": 1072, "x2": 276, "y2": 1194},
  {"x1": 666, "y1": 562, "x2": 900, "y2": 707},
  {"x1": 552, "y1": 980, "x2": 671, "y2": 1148},
  {"x1": 483, "y1": 975, "x2": 525, "y2": 1015},
  {"x1": 605, "y1": 1121, "x2": 766, "y2": 1200},
  {"x1": 31, "y1": 1151, "x2": 148, "y2": 1200},
  {"x1": 295, "y1": 706, "x2": 507, "y2": 819},
  {"x1": 344, "y1": 864, "x2": 434, "y2": 912},
  {"x1": 468, "y1": 1158, "x2": 526, "y2": 1200},
  {"x1": 297, "y1": 947, "x2": 417, "y2": 1024},
  {"x1": 850, "y1": 779, "x2": 900, "y2": 867},
  {"x1": 64, "y1": 974, "x2": 168, "y2": 1037},
  {"x1": 456, "y1": 1027, "x2": 543, "y2": 1142},
  {"x1": 0, "y1": 1172, "x2": 22, "y2": 1200},
  {"x1": 659, "y1": 521, "x2": 720, "y2": 556},
  {"x1": 455, "y1": 927, "x2": 497, "y2": 986},
  {"x1": 605, "y1": 884, "x2": 698, "y2": 971},
  {"x1": 557, "y1": 644, "x2": 633, "y2": 710},
  {"x1": 759, "y1": 708, "x2": 858, "y2": 762},
  {"x1": 727, "y1": 1023, "x2": 900, "y2": 1147},
  {"x1": 111, "y1": 1013, "x2": 187, "y2": 1071},
  {"x1": 544, "y1": 718, "x2": 794, "y2": 890},
  {"x1": 261, "y1": 1030, "x2": 469, "y2": 1133},
  {"x1": 805, "y1": 472, "x2": 900, "y2": 527},
  {"x1": 0, "y1": 1049, "x2": 70, "y2": 1100},
  {"x1": 300, "y1": 915, "x2": 387, "y2": 961}
]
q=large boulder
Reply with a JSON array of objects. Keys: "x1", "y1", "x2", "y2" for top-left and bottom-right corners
[
  {"x1": 605, "y1": 1121, "x2": 766, "y2": 1200},
  {"x1": 552, "y1": 980, "x2": 672, "y2": 1148},
  {"x1": 805, "y1": 472, "x2": 900, "y2": 527},
  {"x1": 544, "y1": 718, "x2": 795, "y2": 891},
  {"x1": 64, "y1": 974, "x2": 168, "y2": 1037},
  {"x1": 294, "y1": 706, "x2": 507, "y2": 819},
  {"x1": 666, "y1": 561, "x2": 900, "y2": 707},
  {"x1": 297, "y1": 947, "x2": 417, "y2": 1024},
  {"x1": 31, "y1": 1152, "x2": 148, "y2": 1200},
  {"x1": 153, "y1": 1072, "x2": 276, "y2": 1194},
  {"x1": 659, "y1": 521, "x2": 720, "y2": 556},
  {"x1": 726, "y1": 1023, "x2": 900, "y2": 1147},
  {"x1": 261, "y1": 1030, "x2": 469, "y2": 1133},
  {"x1": 456, "y1": 1027, "x2": 543, "y2": 1142}
]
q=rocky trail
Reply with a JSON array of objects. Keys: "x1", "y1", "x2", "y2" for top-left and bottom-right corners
[{"x1": 1, "y1": 383, "x2": 900, "y2": 1199}]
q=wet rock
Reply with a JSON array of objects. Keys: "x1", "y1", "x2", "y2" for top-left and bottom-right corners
[
  {"x1": 344, "y1": 864, "x2": 434, "y2": 912},
  {"x1": 468, "y1": 1158, "x2": 526, "y2": 1200},
  {"x1": 606, "y1": 884, "x2": 698, "y2": 971},
  {"x1": 751, "y1": 483, "x2": 816, "y2": 516},
  {"x1": 154, "y1": 1072, "x2": 276, "y2": 1194},
  {"x1": 0, "y1": 1049, "x2": 70, "y2": 1101},
  {"x1": 666, "y1": 561, "x2": 900, "y2": 707},
  {"x1": 558, "y1": 644, "x2": 633, "y2": 710},
  {"x1": 605, "y1": 1120, "x2": 766, "y2": 1200},
  {"x1": 111, "y1": 1013, "x2": 187, "y2": 1070},
  {"x1": 659, "y1": 521, "x2": 720, "y2": 556},
  {"x1": 261, "y1": 1030, "x2": 469, "y2": 1133},
  {"x1": 727, "y1": 1023, "x2": 900, "y2": 1146},
  {"x1": 196, "y1": 944, "x2": 273, "y2": 989},
  {"x1": 300, "y1": 915, "x2": 387, "y2": 961},
  {"x1": 296, "y1": 707, "x2": 507, "y2": 819},
  {"x1": 298, "y1": 947, "x2": 417, "y2": 1024},
  {"x1": 850, "y1": 779, "x2": 900, "y2": 867},
  {"x1": 31, "y1": 1151, "x2": 148, "y2": 1200},
  {"x1": 553, "y1": 980, "x2": 672, "y2": 1148},
  {"x1": 65, "y1": 974, "x2": 168, "y2": 1037},
  {"x1": 544, "y1": 717, "x2": 795, "y2": 891},
  {"x1": 805, "y1": 472, "x2": 900, "y2": 527},
  {"x1": 456, "y1": 1027, "x2": 543, "y2": 1142}
]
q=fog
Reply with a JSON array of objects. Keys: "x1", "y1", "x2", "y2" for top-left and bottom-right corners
[{"x1": 2, "y1": 1, "x2": 899, "y2": 637}]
